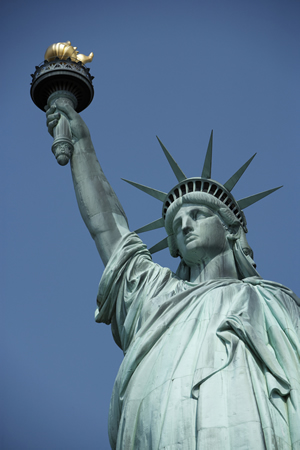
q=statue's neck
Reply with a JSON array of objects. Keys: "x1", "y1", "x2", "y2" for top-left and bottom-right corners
[{"x1": 189, "y1": 249, "x2": 239, "y2": 283}]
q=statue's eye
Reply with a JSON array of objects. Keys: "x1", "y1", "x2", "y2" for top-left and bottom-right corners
[{"x1": 193, "y1": 210, "x2": 206, "y2": 220}]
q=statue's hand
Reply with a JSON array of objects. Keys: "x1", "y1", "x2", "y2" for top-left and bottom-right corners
[{"x1": 46, "y1": 99, "x2": 91, "y2": 143}]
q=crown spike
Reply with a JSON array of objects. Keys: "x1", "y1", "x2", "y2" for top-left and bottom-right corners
[
  {"x1": 224, "y1": 153, "x2": 257, "y2": 192},
  {"x1": 156, "y1": 136, "x2": 187, "y2": 182},
  {"x1": 149, "y1": 237, "x2": 169, "y2": 254},
  {"x1": 135, "y1": 218, "x2": 164, "y2": 234},
  {"x1": 201, "y1": 130, "x2": 213, "y2": 178},
  {"x1": 237, "y1": 186, "x2": 283, "y2": 210},
  {"x1": 122, "y1": 179, "x2": 167, "y2": 202}
]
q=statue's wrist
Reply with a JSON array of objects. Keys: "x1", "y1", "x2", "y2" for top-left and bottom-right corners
[{"x1": 73, "y1": 136, "x2": 94, "y2": 154}]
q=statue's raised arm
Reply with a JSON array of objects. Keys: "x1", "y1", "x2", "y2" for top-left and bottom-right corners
[{"x1": 46, "y1": 101, "x2": 129, "y2": 266}]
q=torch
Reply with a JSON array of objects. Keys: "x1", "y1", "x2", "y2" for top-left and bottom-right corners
[{"x1": 30, "y1": 41, "x2": 94, "y2": 166}]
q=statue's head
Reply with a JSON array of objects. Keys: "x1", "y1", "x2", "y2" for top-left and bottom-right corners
[
  {"x1": 166, "y1": 193, "x2": 241, "y2": 256},
  {"x1": 164, "y1": 192, "x2": 255, "y2": 279},
  {"x1": 123, "y1": 132, "x2": 281, "y2": 280}
]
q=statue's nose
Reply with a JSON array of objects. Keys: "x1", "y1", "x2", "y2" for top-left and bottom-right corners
[
  {"x1": 182, "y1": 217, "x2": 193, "y2": 235},
  {"x1": 182, "y1": 225, "x2": 192, "y2": 235}
]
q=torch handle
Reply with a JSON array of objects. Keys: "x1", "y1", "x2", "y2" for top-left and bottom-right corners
[{"x1": 48, "y1": 92, "x2": 77, "y2": 166}]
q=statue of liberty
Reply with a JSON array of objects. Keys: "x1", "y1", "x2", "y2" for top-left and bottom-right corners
[{"x1": 46, "y1": 99, "x2": 300, "y2": 450}]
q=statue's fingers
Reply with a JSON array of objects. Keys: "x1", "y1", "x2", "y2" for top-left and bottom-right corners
[
  {"x1": 46, "y1": 112, "x2": 60, "y2": 125},
  {"x1": 47, "y1": 119, "x2": 59, "y2": 136},
  {"x1": 46, "y1": 110, "x2": 57, "y2": 125},
  {"x1": 45, "y1": 105, "x2": 56, "y2": 116}
]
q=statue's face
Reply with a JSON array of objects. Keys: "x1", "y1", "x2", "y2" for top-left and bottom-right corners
[{"x1": 173, "y1": 203, "x2": 229, "y2": 266}]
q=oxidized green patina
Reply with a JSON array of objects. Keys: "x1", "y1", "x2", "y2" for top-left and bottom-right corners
[{"x1": 46, "y1": 100, "x2": 300, "y2": 449}]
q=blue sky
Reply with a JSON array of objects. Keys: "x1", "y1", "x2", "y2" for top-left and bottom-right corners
[{"x1": 2, "y1": 1, "x2": 299, "y2": 449}]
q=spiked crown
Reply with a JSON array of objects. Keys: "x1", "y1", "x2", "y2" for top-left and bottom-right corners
[{"x1": 123, "y1": 131, "x2": 282, "y2": 255}]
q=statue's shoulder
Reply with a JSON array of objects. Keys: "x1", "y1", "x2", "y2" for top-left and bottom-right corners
[{"x1": 242, "y1": 276, "x2": 300, "y2": 307}]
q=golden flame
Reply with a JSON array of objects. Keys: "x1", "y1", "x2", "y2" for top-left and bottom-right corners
[{"x1": 44, "y1": 41, "x2": 94, "y2": 65}]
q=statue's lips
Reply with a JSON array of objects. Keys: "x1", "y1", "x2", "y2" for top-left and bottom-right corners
[{"x1": 184, "y1": 233, "x2": 198, "y2": 244}]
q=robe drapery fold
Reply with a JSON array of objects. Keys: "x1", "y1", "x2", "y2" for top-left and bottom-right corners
[{"x1": 95, "y1": 233, "x2": 300, "y2": 450}]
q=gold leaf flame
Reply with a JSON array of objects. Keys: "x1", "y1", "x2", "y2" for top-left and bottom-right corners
[{"x1": 44, "y1": 41, "x2": 93, "y2": 65}]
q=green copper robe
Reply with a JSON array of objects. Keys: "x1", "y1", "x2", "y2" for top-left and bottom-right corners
[{"x1": 95, "y1": 233, "x2": 300, "y2": 450}]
